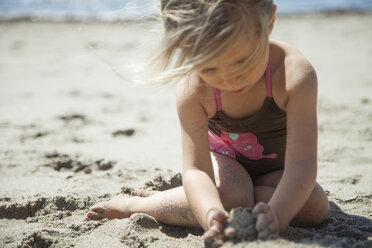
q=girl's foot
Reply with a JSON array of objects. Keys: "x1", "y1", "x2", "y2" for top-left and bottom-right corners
[
  {"x1": 131, "y1": 189, "x2": 160, "y2": 197},
  {"x1": 85, "y1": 194, "x2": 134, "y2": 221}
]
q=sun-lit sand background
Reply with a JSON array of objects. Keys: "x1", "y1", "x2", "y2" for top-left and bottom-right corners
[{"x1": 0, "y1": 13, "x2": 371, "y2": 247}]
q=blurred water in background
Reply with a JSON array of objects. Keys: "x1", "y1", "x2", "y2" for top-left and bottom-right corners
[{"x1": 0, "y1": 0, "x2": 372, "y2": 21}]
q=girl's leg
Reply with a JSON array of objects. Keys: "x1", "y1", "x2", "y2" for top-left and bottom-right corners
[
  {"x1": 86, "y1": 152, "x2": 255, "y2": 226},
  {"x1": 131, "y1": 189, "x2": 160, "y2": 197},
  {"x1": 253, "y1": 170, "x2": 329, "y2": 226}
]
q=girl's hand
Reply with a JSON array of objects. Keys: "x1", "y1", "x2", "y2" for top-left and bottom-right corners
[
  {"x1": 204, "y1": 209, "x2": 235, "y2": 248},
  {"x1": 252, "y1": 202, "x2": 280, "y2": 240}
]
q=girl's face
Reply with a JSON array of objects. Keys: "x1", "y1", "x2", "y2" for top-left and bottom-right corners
[{"x1": 198, "y1": 35, "x2": 269, "y2": 95}]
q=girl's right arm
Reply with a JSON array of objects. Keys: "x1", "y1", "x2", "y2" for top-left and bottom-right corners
[{"x1": 176, "y1": 75, "x2": 226, "y2": 232}]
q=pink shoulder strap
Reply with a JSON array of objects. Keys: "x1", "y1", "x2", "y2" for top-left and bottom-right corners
[
  {"x1": 265, "y1": 60, "x2": 273, "y2": 98},
  {"x1": 214, "y1": 88, "x2": 222, "y2": 111}
]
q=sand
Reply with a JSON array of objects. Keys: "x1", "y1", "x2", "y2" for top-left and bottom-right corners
[
  {"x1": 1, "y1": 13, "x2": 372, "y2": 247},
  {"x1": 226, "y1": 208, "x2": 257, "y2": 242}
]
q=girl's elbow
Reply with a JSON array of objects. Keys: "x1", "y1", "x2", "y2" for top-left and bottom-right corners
[{"x1": 286, "y1": 160, "x2": 317, "y2": 178}]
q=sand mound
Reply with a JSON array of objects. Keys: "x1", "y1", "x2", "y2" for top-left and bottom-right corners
[
  {"x1": 143, "y1": 173, "x2": 182, "y2": 191},
  {"x1": 0, "y1": 195, "x2": 100, "y2": 220}
]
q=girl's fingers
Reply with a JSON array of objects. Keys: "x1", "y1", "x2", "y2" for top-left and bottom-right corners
[
  {"x1": 257, "y1": 228, "x2": 272, "y2": 240},
  {"x1": 204, "y1": 232, "x2": 213, "y2": 242},
  {"x1": 257, "y1": 227, "x2": 279, "y2": 240},
  {"x1": 267, "y1": 221, "x2": 279, "y2": 233},
  {"x1": 204, "y1": 227, "x2": 217, "y2": 241},
  {"x1": 252, "y1": 202, "x2": 269, "y2": 217},
  {"x1": 205, "y1": 209, "x2": 235, "y2": 247},
  {"x1": 204, "y1": 229, "x2": 216, "y2": 242},
  {"x1": 212, "y1": 239, "x2": 224, "y2": 248},
  {"x1": 205, "y1": 209, "x2": 228, "y2": 236},
  {"x1": 224, "y1": 226, "x2": 235, "y2": 238},
  {"x1": 210, "y1": 221, "x2": 224, "y2": 233},
  {"x1": 212, "y1": 210, "x2": 228, "y2": 223},
  {"x1": 257, "y1": 216, "x2": 279, "y2": 240},
  {"x1": 255, "y1": 212, "x2": 273, "y2": 231},
  {"x1": 204, "y1": 221, "x2": 224, "y2": 241}
]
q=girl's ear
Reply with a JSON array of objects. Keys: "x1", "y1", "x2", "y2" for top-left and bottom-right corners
[{"x1": 268, "y1": 4, "x2": 277, "y2": 35}]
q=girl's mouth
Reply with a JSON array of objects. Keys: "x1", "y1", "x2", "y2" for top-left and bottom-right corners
[{"x1": 232, "y1": 87, "x2": 245, "y2": 94}]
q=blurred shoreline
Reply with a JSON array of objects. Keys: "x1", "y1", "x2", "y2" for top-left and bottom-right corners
[
  {"x1": 1, "y1": 0, "x2": 372, "y2": 23},
  {"x1": 1, "y1": 11, "x2": 371, "y2": 24}
]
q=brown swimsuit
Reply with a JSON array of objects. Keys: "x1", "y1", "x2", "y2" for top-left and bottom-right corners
[{"x1": 208, "y1": 61, "x2": 287, "y2": 182}]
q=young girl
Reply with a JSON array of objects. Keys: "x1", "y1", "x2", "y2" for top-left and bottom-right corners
[{"x1": 86, "y1": 0, "x2": 330, "y2": 245}]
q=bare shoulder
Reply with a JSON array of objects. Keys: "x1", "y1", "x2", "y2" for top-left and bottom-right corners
[
  {"x1": 276, "y1": 40, "x2": 317, "y2": 94},
  {"x1": 271, "y1": 40, "x2": 318, "y2": 109},
  {"x1": 176, "y1": 73, "x2": 202, "y2": 105},
  {"x1": 176, "y1": 73, "x2": 210, "y2": 130}
]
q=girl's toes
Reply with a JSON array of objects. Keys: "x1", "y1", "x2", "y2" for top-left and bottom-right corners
[
  {"x1": 89, "y1": 205, "x2": 106, "y2": 213},
  {"x1": 86, "y1": 210, "x2": 103, "y2": 220}
]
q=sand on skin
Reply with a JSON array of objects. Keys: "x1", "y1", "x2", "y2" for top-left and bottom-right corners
[{"x1": 0, "y1": 14, "x2": 372, "y2": 248}]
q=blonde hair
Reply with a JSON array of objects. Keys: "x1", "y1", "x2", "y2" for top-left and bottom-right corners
[{"x1": 151, "y1": 0, "x2": 274, "y2": 83}]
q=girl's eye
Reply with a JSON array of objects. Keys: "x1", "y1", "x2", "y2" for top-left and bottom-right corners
[
  {"x1": 236, "y1": 58, "x2": 247, "y2": 65},
  {"x1": 202, "y1": 68, "x2": 216, "y2": 74}
]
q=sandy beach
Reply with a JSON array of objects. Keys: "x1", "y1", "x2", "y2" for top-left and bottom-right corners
[{"x1": 0, "y1": 13, "x2": 371, "y2": 247}]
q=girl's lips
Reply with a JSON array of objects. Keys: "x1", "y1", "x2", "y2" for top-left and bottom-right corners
[{"x1": 232, "y1": 87, "x2": 245, "y2": 94}]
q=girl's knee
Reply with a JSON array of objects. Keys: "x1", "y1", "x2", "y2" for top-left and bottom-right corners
[
  {"x1": 217, "y1": 182, "x2": 255, "y2": 211},
  {"x1": 221, "y1": 189, "x2": 255, "y2": 211},
  {"x1": 311, "y1": 183, "x2": 329, "y2": 223},
  {"x1": 211, "y1": 152, "x2": 255, "y2": 210},
  {"x1": 293, "y1": 183, "x2": 329, "y2": 226},
  {"x1": 253, "y1": 185, "x2": 275, "y2": 204}
]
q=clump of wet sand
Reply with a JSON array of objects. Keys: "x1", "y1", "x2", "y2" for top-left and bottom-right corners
[{"x1": 227, "y1": 207, "x2": 257, "y2": 242}]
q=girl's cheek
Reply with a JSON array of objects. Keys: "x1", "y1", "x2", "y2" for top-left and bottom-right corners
[
  {"x1": 206, "y1": 76, "x2": 222, "y2": 87},
  {"x1": 200, "y1": 74, "x2": 216, "y2": 84}
]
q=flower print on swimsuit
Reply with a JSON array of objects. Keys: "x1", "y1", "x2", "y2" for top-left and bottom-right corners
[
  {"x1": 208, "y1": 130, "x2": 277, "y2": 160},
  {"x1": 208, "y1": 130, "x2": 237, "y2": 159}
]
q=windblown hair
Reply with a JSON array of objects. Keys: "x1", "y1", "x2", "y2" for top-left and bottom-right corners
[{"x1": 152, "y1": 0, "x2": 274, "y2": 83}]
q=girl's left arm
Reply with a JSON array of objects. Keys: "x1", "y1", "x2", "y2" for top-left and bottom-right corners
[{"x1": 254, "y1": 60, "x2": 319, "y2": 238}]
